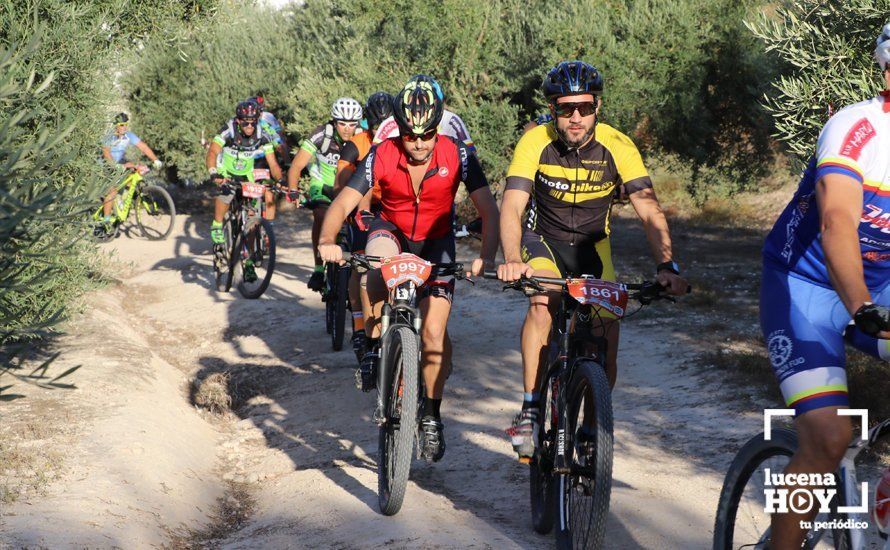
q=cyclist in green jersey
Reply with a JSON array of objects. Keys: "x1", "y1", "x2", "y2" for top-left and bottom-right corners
[
  {"x1": 287, "y1": 97, "x2": 364, "y2": 292},
  {"x1": 206, "y1": 101, "x2": 286, "y2": 268}
]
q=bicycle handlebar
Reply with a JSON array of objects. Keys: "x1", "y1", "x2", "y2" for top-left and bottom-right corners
[
  {"x1": 343, "y1": 253, "x2": 468, "y2": 279},
  {"x1": 480, "y1": 272, "x2": 690, "y2": 304}
]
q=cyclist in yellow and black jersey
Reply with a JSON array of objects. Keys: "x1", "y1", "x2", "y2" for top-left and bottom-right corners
[
  {"x1": 507, "y1": 114, "x2": 653, "y2": 279},
  {"x1": 497, "y1": 60, "x2": 688, "y2": 461}
]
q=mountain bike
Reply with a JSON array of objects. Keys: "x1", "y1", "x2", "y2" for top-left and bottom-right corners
[
  {"x1": 346, "y1": 252, "x2": 468, "y2": 516},
  {"x1": 713, "y1": 417, "x2": 890, "y2": 549},
  {"x1": 487, "y1": 273, "x2": 678, "y2": 549},
  {"x1": 213, "y1": 170, "x2": 284, "y2": 299},
  {"x1": 92, "y1": 165, "x2": 175, "y2": 241},
  {"x1": 323, "y1": 225, "x2": 352, "y2": 352}
]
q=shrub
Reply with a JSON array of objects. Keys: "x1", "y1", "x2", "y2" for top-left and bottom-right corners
[
  {"x1": 746, "y1": 0, "x2": 890, "y2": 160},
  {"x1": 129, "y1": 0, "x2": 777, "y2": 201},
  {"x1": 0, "y1": 0, "x2": 218, "y2": 398}
]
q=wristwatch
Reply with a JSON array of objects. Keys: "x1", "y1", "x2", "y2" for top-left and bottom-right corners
[{"x1": 656, "y1": 260, "x2": 680, "y2": 276}]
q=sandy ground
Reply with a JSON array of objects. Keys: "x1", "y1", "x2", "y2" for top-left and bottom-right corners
[{"x1": 0, "y1": 209, "x2": 775, "y2": 549}]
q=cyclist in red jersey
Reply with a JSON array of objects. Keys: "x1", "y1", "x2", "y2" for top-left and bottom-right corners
[{"x1": 318, "y1": 75, "x2": 499, "y2": 462}]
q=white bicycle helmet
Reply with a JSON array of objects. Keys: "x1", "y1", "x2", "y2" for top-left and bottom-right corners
[
  {"x1": 331, "y1": 97, "x2": 363, "y2": 121},
  {"x1": 876, "y1": 22, "x2": 890, "y2": 70}
]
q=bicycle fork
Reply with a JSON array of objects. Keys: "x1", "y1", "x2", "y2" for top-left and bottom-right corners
[
  {"x1": 376, "y1": 298, "x2": 422, "y2": 426},
  {"x1": 553, "y1": 325, "x2": 572, "y2": 474}
]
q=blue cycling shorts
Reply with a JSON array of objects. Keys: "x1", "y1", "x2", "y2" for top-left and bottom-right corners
[{"x1": 760, "y1": 263, "x2": 890, "y2": 415}]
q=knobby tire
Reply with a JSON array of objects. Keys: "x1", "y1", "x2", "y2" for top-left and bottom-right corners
[
  {"x1": 555, "y1": 359, "x2": 613, "y2": 550},
  {"x1": 378, "y1": 326, "x2": 419, "y2": 516},
  {"x1": 135, "y1": 184, "x2": 176, "y2": 240}
]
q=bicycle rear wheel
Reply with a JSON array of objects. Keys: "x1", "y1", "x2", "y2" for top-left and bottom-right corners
[
  {"x1": 331, "y1": 265, "x2": 350, "y2": 351},
  {"x1": 555, "y1": 359, "x2": 613, "y2": 550},
  {"x1": 135, "y1": 184, "x2": 175, "y2": 240},
  {"x1": 236, "y1": 218, "x2": 276, "y2": 299},
  {"x1": 530, "y1": 372, "x2": 556, "y2": 534},
  {"x1": 713, "y1": 428, "x2": 849, "y2": 550},
  {"x1": 378, "y1": 326, "x2": 419, "y2": 516}
]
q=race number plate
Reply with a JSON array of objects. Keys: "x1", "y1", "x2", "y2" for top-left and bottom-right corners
[
  {"x1": 253, "y1": 168, "x2": 270, "y2": 181},
  {"x1": 381, "y1": 253, "x2": 432, "y2": 290},
  {"x1": 566, "y1": 279, "x2": 629, "y2": 318},
  {"x1": 241, "y1": 182, "x2": 266, "y2": 198}
]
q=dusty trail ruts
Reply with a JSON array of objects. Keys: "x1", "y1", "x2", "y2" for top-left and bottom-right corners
[{"x1": 1, "y1": 211, "x2": 764, "y2": 549}]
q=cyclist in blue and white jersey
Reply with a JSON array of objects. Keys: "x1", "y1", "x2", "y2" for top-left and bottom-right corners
[
  {"x1": 248, "y1": 92, "x2": 290, "y2": 165},
  {"x1": 100, "y1": 112, "x2": 163, "y2": 221},
  {"x1": 761, "y1": 23, "x2": 890, "y2": 549}
]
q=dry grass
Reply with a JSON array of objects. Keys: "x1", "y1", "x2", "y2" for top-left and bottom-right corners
[
  {"x1": 0, "y1": 426, "x2": 64, "y2": 504},
  {"x1": 166, "y1": 482, "x2": 256, "y2": 549},
  {"x1": 192, "y1": 372, "x2": 233, "y2": 416}
]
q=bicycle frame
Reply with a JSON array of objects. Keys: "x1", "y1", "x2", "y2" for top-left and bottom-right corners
[
  {"x1": 94, "y1": 169, "x2": 144, "y2": 223},
  {"x1": 541, "y1": 292, "x2": 609, "y2": 474},
  {"x1": 839, "y1": 418, "x2": 890, "y2": 549}
]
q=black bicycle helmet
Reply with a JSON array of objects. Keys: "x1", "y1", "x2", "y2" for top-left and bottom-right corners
[
  {"x1": 542, "y1": 61, "x2": 603, "y2": 102},
  {"x1": 235, "y1": 100, "x2": 259, "y2": 120},
  {"x1": 365, "y1": 91, "x2": 394, "y2": 129},
  {"x1": 393, "y1": 75, "x2": 444, "y2": 136},
  {"x1": 114, "y1": 112, "x2": 129, "y2": 124}
]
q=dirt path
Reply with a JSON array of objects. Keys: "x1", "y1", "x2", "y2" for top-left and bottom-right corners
[{"x1": 1, "y1": 210, "x2": 769, "y2": 549}]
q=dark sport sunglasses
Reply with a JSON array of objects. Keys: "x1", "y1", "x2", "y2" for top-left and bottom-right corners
[
  {"x1": 553, "y1": 101, "x2": 597, "y2": 118},
  {"x1": 237, "y1": 118, "x2": 258, "y2": 128},
  {"x1": 401, "y1": 128, "x2": 437, "y2": 142}
]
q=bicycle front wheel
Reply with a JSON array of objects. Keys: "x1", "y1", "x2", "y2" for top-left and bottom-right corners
[
  {"x1": 136, "y1": 184, "x2": 175, "y2": 240},
  {"x1": 378, "y1": 325, "x2": 419, "y2": 516},
  {"x1": 713, "y1": 428, "x2": 849, "y2": 550},
  {"x1": 324, "y1": 263, "x2": 336, "y2": 335},
  {"x1": 214, "y1": 214, "x2": 237, "y2": 293},
  {"x1": 236, "y1": 218, "x2": 276, "y2": 299},
  {"x1": 331, "y1": 264, "x2": 350, "y2": 351},
  {"x1": 555, "y1": 359, "x2": 613, "y2": 550},
  {"x1": 530, "y1": 372, "x2": 556, "y2": 534}
]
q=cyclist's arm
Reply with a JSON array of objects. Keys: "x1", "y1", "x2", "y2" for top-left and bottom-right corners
[
  {"x1": 628, "y1": 188, "x2": 672, "y2": 264},
  {"x1": 206, "y1": 141, "x2": 222, "y2": 171},
  {"x1": 319, "y1": 187, "x2": 363, "y2": 246},
  {"x1": 135, "y1": 141, "x2": 159, "y2": 163},
  {"x1": 102, "y1": 146, "x2": 116, "y2": 166},
  {"x1": 335, "y1": 163, "x2": 354, "y2": 193},
  {"x1": 459, "y1": 141, "x2": 498, "y2": 263},
  {"x1": 469, "y1": 187, "x2": 499, "y2": 264},
  {"x1": 500, "y1": 188, "x2": 529, "y2": 263},
  {"x1": 335, "y1": 141, "x2": 360, "y2": 193},
  {"x1": 357, "y1": 188, "x2": 374, "y2": 213},
  {"x1": 502, "y1": 129, "x2": 541, "y2": 264},
  {"x1": 287, "y1": 148, "x2": 313, "y2": 190},
  {"x1": 817, "y1": 172, "x2": 872, "y2": 316},
  {"x1": 265, "y1": 150, "x2": 283, "y2": 182}
]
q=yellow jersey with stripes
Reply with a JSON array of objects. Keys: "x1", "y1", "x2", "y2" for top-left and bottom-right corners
[{"x1": 505, "y1": 122, "x2": 652, "y2": 244}]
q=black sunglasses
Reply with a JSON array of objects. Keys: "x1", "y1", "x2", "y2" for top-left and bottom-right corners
[
  {"x1": 553, "y1": 101, "x2": 597, "y2": 118},
  {"x1": 402, "y1": 129, "x2": 437, "y2": 142},
  {"x1": 238, "y1": 118, "x2": 257, "y2": 128}
]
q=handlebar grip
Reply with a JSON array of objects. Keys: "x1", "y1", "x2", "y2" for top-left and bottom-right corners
[{"x1": 482, "y1": 270, "x2": 499, "y2": 279}]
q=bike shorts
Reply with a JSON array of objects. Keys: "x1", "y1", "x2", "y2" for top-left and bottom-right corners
[
  {"x1": 305, "y1": 177, "x2": 334, "y2": 210},
  {"x1": 760, "y1": 262, "x2": 890, "y2": 416},
  {"x1": 367, "y1": 217, "x2": 456, "y2": 302},
  {"x1": 346, "y1": 211, "x2": 376, "y2": 254},
  {"x1": 520, "y1": 230, "x2": 615, "y2": 281}
]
